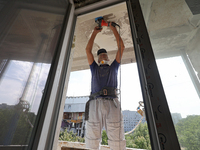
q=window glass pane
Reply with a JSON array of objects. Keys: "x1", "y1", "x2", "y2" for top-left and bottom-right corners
[
  {"x1": 140, "y1": 0, "x2": 200, "y2": 149},
  {"x1": 0, "y1": 0, "x2": 68, "y2": 146}
]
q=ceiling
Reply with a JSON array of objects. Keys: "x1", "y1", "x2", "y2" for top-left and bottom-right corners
[
  {"x1": 73, "y1": 0, "x2": 103, "y2": 9},
  {"x1": 71, "y1": 0, "x2": 200, "y2": 71},
  {"x1": 72, "y1": 2, "x2": 134, "y2": 71}
]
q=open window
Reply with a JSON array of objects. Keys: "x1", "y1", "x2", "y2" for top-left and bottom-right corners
[
  {"x1": 1, "y1": 0, "x2": 200, "y2": 150},
  {"x1": 60, "y1": 1, "x2": 149, "y2": 149}
]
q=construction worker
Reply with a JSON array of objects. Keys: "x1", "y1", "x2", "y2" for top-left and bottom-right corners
[{"x1": 85, "y1": 23, "x2": 126, "y2": 150}]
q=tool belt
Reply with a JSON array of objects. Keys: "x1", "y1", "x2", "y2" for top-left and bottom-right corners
[{"x1": 85, "y1": 87, "x2": 117, "y2": 121}]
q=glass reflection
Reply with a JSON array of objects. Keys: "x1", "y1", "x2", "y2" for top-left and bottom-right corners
[
  {"x1": 139, "y1": 0, "x2": 200, "y2": 149},
  {"x1": 0, "y1": 0, "x2": 67, "y2": 145}
]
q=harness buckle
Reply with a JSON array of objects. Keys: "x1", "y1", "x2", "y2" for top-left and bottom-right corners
[{"x1": 103, "y1": 89, "x2": 107, "y2": 95}]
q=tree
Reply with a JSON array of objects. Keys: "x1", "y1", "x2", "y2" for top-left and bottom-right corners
[
  {"x1": 12, "y1": 112, "x2": 36, "y2": 144},
  {"x1": 175, "y1": 115, "x2": 200, "y2": 150},
  {"x1": 0, "y1": 108, "x2": 16, "y2": 144},
  {"x1": 101, "y1": 130, "x2": 108, "y2": 145},
  {"x1": 125, "y1": 123, "x2": 151, "y2": 150},
  {"x1": 59, "y1": 129, "x2": 85, "y2": 143},
  {"x1": 59, "y1": 129, "x2": 108, "y2": 145},
  {"x1": 0, "y1": 107, "x2": 36, "y2": 145},
  {"x1": 100, "y1": 123, "x2": 151, "y2": 149}
]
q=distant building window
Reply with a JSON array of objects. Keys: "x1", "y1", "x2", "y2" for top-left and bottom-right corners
[{"x1": 68, "y1": 105, "x2": 71, "y2": 109}]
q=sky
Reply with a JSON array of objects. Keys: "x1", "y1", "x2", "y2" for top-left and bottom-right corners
[
  {"x1": 0, "y1": 60, "x2": 50, "y2": 114},
  {"x1": 156, "y1": 56, "x2": 200, "y2": 118},
  {"x1": 0, "y1": 56, "x2": 200, "y2": 118},
  {"x1": 67, "y1": 56, "x2": 200, "y2": 118}
]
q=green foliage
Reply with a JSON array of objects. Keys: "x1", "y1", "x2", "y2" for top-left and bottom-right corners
[
  {"x1": 125, "y1": 123, "x2": 151, "y2": 150},
  {"x1": 175, "y1": 115, "x2": 200, "y2": 150},
  {"x1": 0, "y1": 109, "x2": 16, "y2": 144},
  {"x1": 101, "y1": 130, "x2": 108, "y2": 145},
  {"x1": 12, "y1": 112, "x2": 36, "y2": 144},
  {"x1": 0, "y1": 108, "x2": 36, "y2": 145},
  {"x1": 59, "y1": 129, "x2": 85, "y2": 143},
  {"x1": 100, "y1": 123, "x2": 151, "y2": 149},
  {"x1": 125, "y1": 134, "x2": 136, "y2": 148}
]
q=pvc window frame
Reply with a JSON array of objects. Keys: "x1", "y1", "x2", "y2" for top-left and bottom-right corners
[
  {"x1": 72, "y1": 1, "x2": 160, "y2": 150},
  {"x1": 3, "y1": 0, "x2": 180, "y2": 150},
  {"x1": 49, "y1": 0, "x2": 159, "y2": 150},
  {"x1": 28, "y1": 1, "x2": 77, "y2": 150},
  {"x1": 0, "y1": 1, "x2": 74, "y2": 150}
]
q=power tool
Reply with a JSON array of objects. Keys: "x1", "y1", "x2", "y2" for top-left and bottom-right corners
[{"x1": 95, "y1": 16, "x2": 120, "y2": 29}]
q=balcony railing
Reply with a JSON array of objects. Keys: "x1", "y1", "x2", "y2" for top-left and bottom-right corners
[{"x1": 57, "y1": 141, "x2": 146, "y2": 150}]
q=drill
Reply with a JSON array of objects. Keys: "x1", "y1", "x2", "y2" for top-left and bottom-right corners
[{"x1": 95, "y1": 16, "x2": 120, "y2": 29}]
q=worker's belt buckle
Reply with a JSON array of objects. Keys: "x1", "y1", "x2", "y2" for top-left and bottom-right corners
[{"x1": 103, "y1": 89, "x2": 107, "y2": 95}]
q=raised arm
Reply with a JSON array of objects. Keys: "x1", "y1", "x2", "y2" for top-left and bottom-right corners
[
  {"x1": 86, "y1": 27, "x2": 102, "y2": 65},
  {"x1": 110, "y1": 23, "x2": 125, "y2": 63}
]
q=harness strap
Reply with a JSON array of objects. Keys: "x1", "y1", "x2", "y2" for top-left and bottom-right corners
[
  {"x1": 85, "y1": 87, "x2": 117, "y2": 121},
  {"x1": 89, "y1": 87, "x2": 117, "y2": 99},
  {"x1": 85, "y1": 99, "x2": 92, "y2": 121}
]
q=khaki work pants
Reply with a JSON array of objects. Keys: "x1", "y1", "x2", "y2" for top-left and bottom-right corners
[{"x1": 85, "y1": 97, "x2": 126, "y2": 150}]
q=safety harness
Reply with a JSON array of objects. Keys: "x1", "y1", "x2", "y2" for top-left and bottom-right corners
[{"x1": 85, "y1": 87, "x2": 117, "y2": 121}]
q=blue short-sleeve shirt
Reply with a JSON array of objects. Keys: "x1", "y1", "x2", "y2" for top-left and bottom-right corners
[{"x1": 90, "y1": 59, "x2": 120, "y2": 95}]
